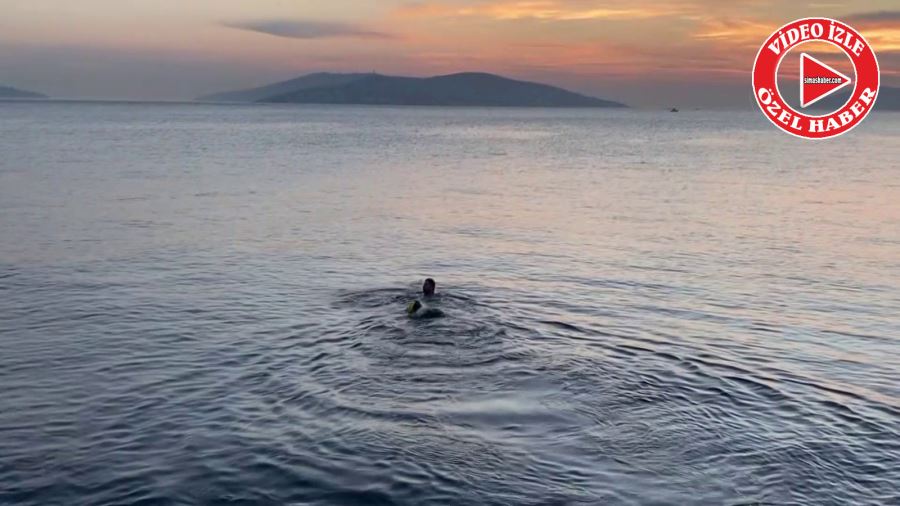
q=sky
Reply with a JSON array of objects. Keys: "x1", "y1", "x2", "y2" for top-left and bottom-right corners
[{"x1": 1, "y1": 0, "x2": 898, "y2": 107}]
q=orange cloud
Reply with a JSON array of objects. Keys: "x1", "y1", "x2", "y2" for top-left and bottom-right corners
[
  {"x1": 864, "y1": 29, "x2": 900, "y2": 51},
  {"x1": 692, "y1": 18, "x2": 772, "y2": 45},
  {"x1": 837, "y1": 11, "x2": 900, "y2": 52},
  {"x1": 386, "y1": 3, "x2": 900, "y2": 93},
  {"x1": 693, "y1": 13, "x2": 900, "y2": 54},
  {"x1": 395, "y1": 1, "x2": 683, "y2": 21}
]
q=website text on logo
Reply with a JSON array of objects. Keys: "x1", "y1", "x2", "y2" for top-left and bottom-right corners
[{"x1": 752, "y1": 17, "x2": 880, "y2": 139}]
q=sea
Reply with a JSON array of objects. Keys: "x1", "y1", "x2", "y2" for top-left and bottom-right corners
[{"x1": 1, "y1": 101, "x2": 898, "y2": 505}]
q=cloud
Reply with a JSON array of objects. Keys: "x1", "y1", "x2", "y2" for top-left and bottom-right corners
[
  {"x1": 225, "y1": 20, "x2": 393, "y2": 40},
  {"x1": 841, "y1": 11, "x2": 900, "y2": 52},
  {"x1": 845, "y1": 10, "x2": 900, "y2": 24},
  {"x1": 395, "y1": 1, "x2": 683, "y2": 21},
  {"x1": 692, "y1": 17, "x2": 773, "y2": 45}
]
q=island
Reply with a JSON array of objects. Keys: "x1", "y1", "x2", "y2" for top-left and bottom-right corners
[
  {"x1": 0, "y1": 85, "x2": 47, "y2": 99},
  {"x1": 198, "y1": 73, "x2": 370, "y2": 103},
  {"x1": 199, "y1": 72, "x2": 626, "y2": 108}
]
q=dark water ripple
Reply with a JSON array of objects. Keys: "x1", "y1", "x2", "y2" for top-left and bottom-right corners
[
  {"x1": 3, "y1": 257, "x2": 898, "y2": 505},
  {"x1": 2, "y1": 103, "x2": 899, "y2": 505}
]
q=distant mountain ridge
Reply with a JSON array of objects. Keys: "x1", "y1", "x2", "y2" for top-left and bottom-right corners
[
  {"x1": 0, "y1": 85, "x2": 47, "y2": 99},
  {"x1": 200, "y1": 72, "x2": 626, "y2": 108},
  {"x1": 198, "y1": 73, "x2": 371, "y2": 102}
]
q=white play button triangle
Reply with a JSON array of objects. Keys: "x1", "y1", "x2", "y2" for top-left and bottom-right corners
[{"x1": 800, "y1": 53, "x2": 852, "y2": 108}]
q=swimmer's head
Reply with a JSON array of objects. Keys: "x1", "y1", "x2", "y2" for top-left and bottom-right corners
[{"x1": 423, "y1": 278, "x2": 436, "y2": 297}]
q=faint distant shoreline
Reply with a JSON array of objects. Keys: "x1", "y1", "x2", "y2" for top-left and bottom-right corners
[
  {"x1": 0, "y1": 84, "x2": 47, "y2": 100},
  {"x1": 3, "y1": 97, "x2": 899, "y2": 113}
]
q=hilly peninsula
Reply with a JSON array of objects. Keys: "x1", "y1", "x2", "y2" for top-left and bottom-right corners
[{"x1": 200, "y1": 72, "x2": 626, "y2": 108}]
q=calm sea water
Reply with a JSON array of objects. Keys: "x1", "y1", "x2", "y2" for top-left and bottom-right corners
[{"x1": 1, "y1": 102, "x2": 898, "y2": 505}]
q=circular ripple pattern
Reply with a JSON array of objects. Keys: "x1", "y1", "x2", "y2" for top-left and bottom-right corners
[{"x1": 1, "y1": 103, "x2": 899, "y2": 505}]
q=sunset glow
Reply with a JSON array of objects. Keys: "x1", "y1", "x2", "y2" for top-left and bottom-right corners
[{"x1": 1, "y1": 0, "x2": 897, "y2": 105}]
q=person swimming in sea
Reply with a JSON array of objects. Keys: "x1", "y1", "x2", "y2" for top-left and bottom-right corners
[{"x1": 407, "y1": 278, "x2": 443, "y2": 318}]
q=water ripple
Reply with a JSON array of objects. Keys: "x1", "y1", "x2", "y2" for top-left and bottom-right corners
[{"x1": 2, "y1": 104, "x2": 899, "y2": 505}]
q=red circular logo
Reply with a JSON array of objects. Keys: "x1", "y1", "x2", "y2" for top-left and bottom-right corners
[{"x1": 752, "y1": 17, "x2": 880, "y2": 139}]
